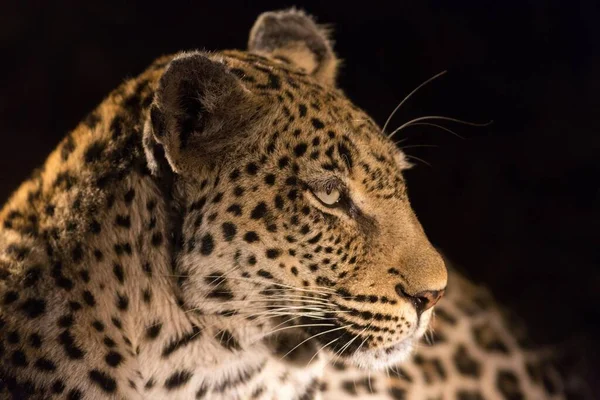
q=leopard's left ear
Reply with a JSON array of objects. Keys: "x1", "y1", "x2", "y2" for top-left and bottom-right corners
[{"x1": 248, "y1": 9, "x2": 339, "y2": 86}]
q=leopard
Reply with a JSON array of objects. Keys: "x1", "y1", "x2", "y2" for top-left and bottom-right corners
[{"x1": 0, "y1": 8, "x2": 583, "y2": 400}]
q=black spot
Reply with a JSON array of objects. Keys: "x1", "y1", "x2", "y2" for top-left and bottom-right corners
[
  {"x1": 90, "y1": 219, "x2": 102, "y2": 234},
  {"x1": 58, "y1": 330, "x2": 85, "y2": 359},
  {"x1": 144, "y1": 378, "x2": 155, "y2": 390},
  {"x1": 298, "y1": 104, "x2": 307, "y2": 117},
  {"x1": 93, "y1": 249, "x2": 104, "y2": 261},
  {"x1": 23, "y1": 266, "x2": 42, "y2": 288},
  {"x1": 61, "y1": 135, "x2": 76, "y2": 161},
  {"x1": 264, "y1": 174, "x2": 276, "y2": 185},
  {"x1": 229, "y1": 169, "x2": 241, "y2": 181},
  {"x1": 11, "y1": 350, "x2": 28, "y2": 367},
  {"x1": 294, "y1": 143, "x2": 308, "y2": 157},
  {"x1": 164, "y1": 370, "x2": 193, "y2": 390},
  {"x1": 71, "y1": 243, "x2": 83, "y2": 263},
  {"x1": 146, "y1": 322, "x2": 162, "y2": 340},
  {"x1": 247, "y1": 256, "x2": 257, "y2": 265},
  {"x1": 19, "y1": 298, "x2": 46, "y2": 318},
  {"x1": 124, "y1": 188, "x2": 136, "y2": 203},
  {"x1": 115, "y1": 214, "x2": 131, "y2": 228},
  {"x1": 151, "y1": 232, "x2": 163, "y2": 247},
  {"x1": 29, "y1": 333, "x2": 42, "y2": 348},
  {"x1": 105, "y1": 351, "x2": 123, "y2": 367},
  {"x1": 337, "y1": 143, "x2": 354, "y2": 168},
  {"x1": 278, "y1": 156, "x2": 290, "y2": 169},
  {"x1": 3, "y1": 290, "x2": 19, "y2": 304},
  {"x1": 497, "y1": 370, "x2": 523, "y2": 400},
  {"x1": 246, "y1": 162, "x2": 259, "y2": 175},
  {"x1": 453, "y1": 345, "x2": 481, "y2": 377},
  {"x1": 233, "y1": 186, "x2": 244, "y2": 196},
  {"x1": 251, "y1": 202, "x2": 267, "y2": 219},
  {"x1": 143, "y1": 288, "x2": 152, "y2": 303},
  {"x1": 92, "y1": 320, "x2": 105, "y2": 331},
  {"x1": 111, "y1": 317, "x2": 122, "y2": 329},
  {"x1": 89, "y1": 369, "x2": 117, "y2": 393},
  {"x1": 221, "y1": 223, "x2": 237, "y2": 241},
  {"x1": 67, "y1": 389, "x2": 82, "y2": 400},
  {"x1": 84, "y1": 141, "x2": 106, "y2": 163},
  {"x1": 83, "y1": 290, "x2": 96, "y2": 307},
  {"x1": 226, "y1": 204, "x2": 242, "y2": 216},
  {"x1": 113, "y1": 264, "x2": 125, "y2": 284},
  {"x1": 266, "y1": 249, "x2": 281, "y2": 259},
  {"x1": 200, "y1": 234, "x2": 214, "y2": 255},
  {"x1": 287, "y1": 189, "x2": 298, "y2": 200},
  {"x1": 143, "y1": 262, "x2": 152, "y2": 277},
  {"x1": 472, "y1": 323, "x2": 510, "y2": 354},
  {"x1": 34, "y1": 357, "x2": 57, "y2": 372},
  {"x1": 79, "y1": 269, "x2": 90, "y2": 283},
  {"x1": 311, "y1": 118, "x2": 325, "y2": 130},
  {"x1": 216, "y1": 330, "x2": 241, "y2": 351},
  {"x1": 83, "y1": 110, "x2": 101, "y2": 129},
  {"x1": 162, "y1": 325, "x2": 203, "y2": 358},
  {"x1": 456, "y1": 390, "x2": 485, "y2": 400},
  {"x1": 257, "y1": 270, "x2": 274, "y2": 279},
  {"x1": 58, "y1": 314, "x2": 74, "y2": 328},
  {"x1": 116, "y1": 294, "x2": 129, "y2": 311},
  {"x1": 244, "y1": 231, "x2": 259, "y2": 243},
  {"x1": 389, "y1": 387, "x2": 407, "y2": 400},
  {"x1": 45, "y1": 204, "x2": 55, "y2": 216},
  {"x1": 51, "y1": 380, "x2": 66, "y2": 394},
  {"x1": 307, "y1": 232, "x2": 322, "y2": 244},
  {"x1": 114, "y1": 242, "x2": 132, "y2": 256},
  {"x1": 189, "y1": 197, "x2": 207, "y2": 211},
  {"x1": 274, "y1": 195, "x2": 284, "y2": 210},
  {"x1": 68, "y1": 301, "x2": 82, "y2": 313},
  {"x1": 196, "y1": 383, "x2": 208, "y2": 398}
]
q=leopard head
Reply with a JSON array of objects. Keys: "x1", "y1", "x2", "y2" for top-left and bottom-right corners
[{"x1": 145, "y1": 8, "x2": 447, "y2": 370}]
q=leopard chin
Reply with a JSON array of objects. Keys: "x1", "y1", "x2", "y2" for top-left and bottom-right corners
[{"x1": 346, "y1": 337, "x2": 416, "y2": 371}]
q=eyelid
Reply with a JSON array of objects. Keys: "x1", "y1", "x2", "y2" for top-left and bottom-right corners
[{"x1": 310, "y1": 177, "x2": 345, "y2": 194}]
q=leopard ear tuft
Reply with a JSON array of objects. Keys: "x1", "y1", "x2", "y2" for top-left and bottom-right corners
[{"x1": 248, "y1": 8, "x2": 339, "y2": 86}]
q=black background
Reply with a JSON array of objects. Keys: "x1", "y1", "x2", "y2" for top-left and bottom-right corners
[{"x1": 1, "y1": 0, "x2": 598, "y2": 387}]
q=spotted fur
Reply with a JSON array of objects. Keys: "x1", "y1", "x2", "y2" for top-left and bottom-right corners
[{"x1": 0, "y1": 8, "x2": 571, "y2": 400}]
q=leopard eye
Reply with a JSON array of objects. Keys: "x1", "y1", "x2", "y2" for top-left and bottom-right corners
[{"x1": 313, "y1": 188, "x2": 341, "y2": 206}]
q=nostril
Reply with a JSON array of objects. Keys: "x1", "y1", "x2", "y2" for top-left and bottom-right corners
[
  {"x1": 395, "y1": 283, "x2": 445, "y2": 314},
  {"x1": 395, "y1": 283, "x2": 410, "y2": 299}
]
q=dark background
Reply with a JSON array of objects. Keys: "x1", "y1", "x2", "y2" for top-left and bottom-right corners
[{"x1": 1, "y1": 0, "x2": 598, "y2": 389}]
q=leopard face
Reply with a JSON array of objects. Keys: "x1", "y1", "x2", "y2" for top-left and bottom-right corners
[{"x1": 146, "y1": 9, "x2": 447, "y2": 371}]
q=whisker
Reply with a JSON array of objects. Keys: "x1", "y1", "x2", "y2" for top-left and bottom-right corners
[
  {"x1": 382, "y1": 70, "x2": 447, "y2": 135},
  {"x1": 308, "y1": 337, "x2": 340, "y2": 366},
  {"x1": 400, "y1": 121, "x2": 466, "y2": 139},
  {"x1": 258, "y1": 323, "x2": 335, "y2": 338},
  {"x1": 405, "y1": 154, "x2": 432, "y2": 168},
  {"x1": 397, "y1": 144, "x2": 440, "y2": 150},
  {"x1": 280, "y1": 325, "x2": 353, "y2": 361},
  {"x1": 332, "y1": 326, "x2": 364, "y2": 364},
  {"x1": 388, "y1": 115, "x2": 492, "y2": 139}
]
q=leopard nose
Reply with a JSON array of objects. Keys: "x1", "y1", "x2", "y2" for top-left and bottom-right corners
[{"x1": 395, "y1": 284, "x2": 445, "y2": 314}]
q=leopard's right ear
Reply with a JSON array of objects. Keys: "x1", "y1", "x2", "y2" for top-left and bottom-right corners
[{"x1": 144, "y1": 51, "x2": 263, "y2": 175}]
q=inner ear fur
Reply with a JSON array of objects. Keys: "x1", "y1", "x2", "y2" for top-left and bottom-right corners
[
  {"x1": 248, "y1": 8, "x2": 339, "y2": 86},
  {"x1": 147, "y1": 52, "x2": 262, "y2": 175}
]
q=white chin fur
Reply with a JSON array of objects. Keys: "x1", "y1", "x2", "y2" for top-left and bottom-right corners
[{"x1": 346, "y1": 337, "x2": 415, "y2": 370}]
